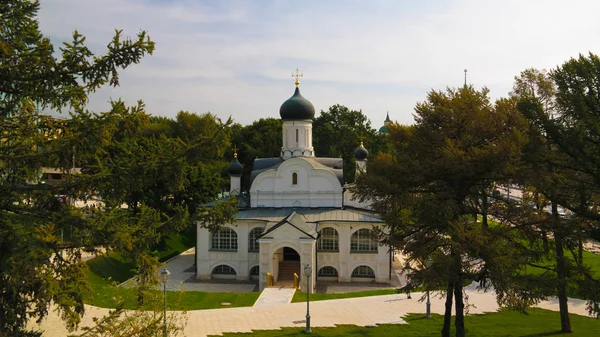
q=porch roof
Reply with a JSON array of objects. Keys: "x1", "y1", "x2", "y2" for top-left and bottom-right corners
[{"x1": 235, "y1": 207, "x2": 383, "y2": 224}]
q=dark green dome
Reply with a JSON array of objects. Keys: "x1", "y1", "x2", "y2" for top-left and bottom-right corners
[
  {"x1": 279, "y1": 87, "x2": 315, "y2": 120},
  {"x1": 379, "y1": 125, "x2": 389, "y2": 133},
  {"x1": 228, "y1": 156, "x2": 243, "y2": 175},
  {"x1": 354, "y1": 142, "x2": 369, "y2": 160}
]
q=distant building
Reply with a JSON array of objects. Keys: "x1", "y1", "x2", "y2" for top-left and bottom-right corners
[
  {"x1": 379, "y1": 112, "x2": 392, "y2": 133},
  {"x1": 196, "y1": 80, "x2": 390, "y2": 293}
]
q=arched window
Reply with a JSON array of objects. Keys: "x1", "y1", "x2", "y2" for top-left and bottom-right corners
[
  {"x1": 351, "y1": 265, "x2": 375, "y2": 278},
  {"x1": 350, "y1": 229, "x2": 378, "y2": 252},
  {"x1": 317, "y1": 227, "x2": 339, "y2": 251},
  {"x1": 248, "y1": 227, "x2": 263, "y2": 252},
  {"x1": 292, "y1": 172, "x2": 298, "y2": 185},
  {"x1": 210, "y1": 227, "x2": 238, "y2": 251},
  {"x1": 318, "y1": 266, "x2": 338, "y2": 277},
  {"x1": 249, "y1": 266, "x2": 259, "y2": 276},
  {"x1": 212, "y1": 265, "x2": 236, "y2": 275}
]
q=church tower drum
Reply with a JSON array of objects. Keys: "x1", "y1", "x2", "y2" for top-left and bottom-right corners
[{"x1": 279, "y1": 69, "x2": 315, "y2": 160}]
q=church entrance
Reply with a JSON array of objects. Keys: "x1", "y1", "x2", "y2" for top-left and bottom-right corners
[
  {"x1": 275, "y1": 247, "x2": 301, "y2": 284},
  {"x1": 283, "y1": 247, "x2": 300, "y2": 261}
]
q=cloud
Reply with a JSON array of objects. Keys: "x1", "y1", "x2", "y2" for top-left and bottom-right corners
[{"x1": 37, "y1": 0, "x2": 600, "y2": 127}]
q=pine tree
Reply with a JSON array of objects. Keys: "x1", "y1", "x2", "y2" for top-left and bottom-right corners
[{"x1": 354, "y1": 86, "x2": 527, "y2": 337}]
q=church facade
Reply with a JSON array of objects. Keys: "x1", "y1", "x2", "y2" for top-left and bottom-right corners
[{"x1": 196, "y1": 79, "x2": 391, "y2": 293}]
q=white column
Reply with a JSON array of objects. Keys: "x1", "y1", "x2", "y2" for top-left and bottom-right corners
[
  {"x1": 300, "y1": 238, "x2": 316, "y2": 293},
  {"x1": 257, "y1": 238, "x2": 273, "y2": 291},
  {"x1": 196, "y1": 225, "x2": 211, "y2": 280},
  {"x1": 237, "y1": 225, "x2": 249, "y2": 280},
  {"x1": 338, "y1": 226, "x2": 351, "y2": 282}
]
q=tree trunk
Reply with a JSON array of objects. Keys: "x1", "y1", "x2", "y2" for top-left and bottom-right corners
[
  {"x1": 553, "y1": 201, "x2": 572, "y2": 333},
  {"x1": 542, "y1": 229, "x2": 550, "y2": 255},
  {"x1": 482, "y1": 189, "x2": 488, "y2": 229},
  {"x1": 578, "y1": 236, "x2": 583, "y2": 264},
  {"x1": 441, "y1": 281, "x2": 454, "y2": 337},
  {"x1": 454, "y1": 274, "x2": 465, "y2": 337}
]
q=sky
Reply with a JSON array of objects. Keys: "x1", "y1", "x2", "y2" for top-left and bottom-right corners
[{"x1": 37, "y1": 0, "x2": 600, "y2": 128}]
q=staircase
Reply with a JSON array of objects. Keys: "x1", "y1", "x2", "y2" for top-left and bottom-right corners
[{"x1": 278, "y1": 261, "x2": 300, "y2": 281}]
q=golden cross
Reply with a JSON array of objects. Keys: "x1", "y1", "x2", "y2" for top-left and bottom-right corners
[
  {"x1": 359, "y1": 136, "x2": 365, "y2": 147},
  {"x1": 291, "y1": 68, "x2": 303, "y2": 88},
  {"x1": 233, "y1": 145, "x2": 239, "y2": 158}
]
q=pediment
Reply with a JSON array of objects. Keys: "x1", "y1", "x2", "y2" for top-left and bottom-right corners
[{"x1": 258, "y1": 211, "x2": 317, "y2": 239}]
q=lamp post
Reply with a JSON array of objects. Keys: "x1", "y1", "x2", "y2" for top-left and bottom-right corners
[
  {"x1": 304, "y1": 264, "x2": 312, "y2": 333},
  {"x1": 425, "y1": 259, "x2": 433, "y2": 318},
  {"x1": 160, "y1": 267, "x2": 170, "y2": 337}
]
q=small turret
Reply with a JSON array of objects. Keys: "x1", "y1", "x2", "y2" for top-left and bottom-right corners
[
  {"x1": 354, "y1": 141, "x2": 368, "y2": 174},
  {"x1": 228, "y1": 147, "x2": 243, "y2": 195}
]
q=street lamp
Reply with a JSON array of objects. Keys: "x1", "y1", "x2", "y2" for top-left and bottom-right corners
[
  {"x1": 425, "y1": 259, "x2": 433, "y2": 318},
  {"x1": 160, "y1": 267, "x2": 170, "y2": 337},
  {"x1": 304, "y1": 264, "x2": 312, "y2": 333}
]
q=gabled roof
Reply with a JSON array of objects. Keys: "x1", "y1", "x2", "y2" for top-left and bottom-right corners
[
  {"x1": 257, "y1": 211, "x2": 318, "y2": 239},
  {"x1": 236, "y1": 207, "x2": 382, "y2": 223},
  {"x1": 250, "y1": 157, "x2": 344, "y2": 186}
]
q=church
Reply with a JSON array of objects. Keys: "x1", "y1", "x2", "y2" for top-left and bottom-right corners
[{"x1": 195, "y1": 75, "x2": 391, "y2": 293}]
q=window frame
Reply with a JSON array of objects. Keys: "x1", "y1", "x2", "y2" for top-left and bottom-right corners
[
  {"x1": 318, "y1": 266, "x2": 338, "y2": 277},
  {"x1": 351, "y1": 265, "x2": 375, "y2": 278},
  {"x1": 350, "y1": 228, "x2": 378, "y2": 253},
  {"x1": 248, "y1": 227, "x2": 262, "y2": 252},
  {"x1": 317, "y1": 227, "x2": 339, "y2": 252},
  {"x1": 210, "y1": 227, "x2": 238, "y2": 251},
  {"x1": 212, "y1": 265, "x2": 236, "y2": 275}
]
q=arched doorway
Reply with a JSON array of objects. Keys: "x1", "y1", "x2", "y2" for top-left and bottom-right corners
[{"x1": 274, "y1": 246, "x2": 300, "y2": 283}]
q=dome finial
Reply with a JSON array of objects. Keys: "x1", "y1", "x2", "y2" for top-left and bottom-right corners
[
  {"x1": 354, "y1": 138, "x2": 369, "y2": 160},
  {"x1": 233, "y1": 145, "x2": 239, "y2": 158},
  {"x1": 292, "y1": 67, "x2": 303, "y2": 88}
]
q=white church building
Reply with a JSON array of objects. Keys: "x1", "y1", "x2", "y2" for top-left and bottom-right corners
[{"x1": 196, "y1": 79, "x2": 391, "y2": 293}]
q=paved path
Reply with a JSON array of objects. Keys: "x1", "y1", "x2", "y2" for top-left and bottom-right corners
[
  {"x1": 253, "y1": 288, "x2": 296, "y2": 307},
  {"x1": 29, "y1": 282, "x2": 595, "y2": 337}
]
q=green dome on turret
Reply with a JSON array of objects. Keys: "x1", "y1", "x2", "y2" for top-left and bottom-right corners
[
  {"x1": 279, "y1": 87, "x2": 315, "y2": 120},
  {"x1": 379, "y1": 111, "x2": 391, "y2": 133},
  {"x1": 228, "y1": 154, "x2": 243, "y2": 176}
]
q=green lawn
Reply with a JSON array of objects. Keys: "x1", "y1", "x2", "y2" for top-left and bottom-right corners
[
  {"x1": 527, "y1": 250, "x2": 600, "y2": 277},
  {"x1": 83, "y1": 229, "x2": 259, "y2": 310},
  {"x1": 582, "y1": 250, "x2": 600, "y2": 275},
  {"x1": 86, "y1": 283, "x2": 260, "y2": 310},
  {"x1": 213, "y1": 308, "x2": 599, "y2": 336},
  {"x1": 291, "y1": 289, "x2": 397, "y2": 303}
]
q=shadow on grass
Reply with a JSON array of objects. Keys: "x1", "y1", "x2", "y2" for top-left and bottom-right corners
[
  {"x1": 521, "y1": 331, "x2": 570, "y2": 337},
  {"x1": 86, "y1": 254, "x2": 134, "y2": 284}
]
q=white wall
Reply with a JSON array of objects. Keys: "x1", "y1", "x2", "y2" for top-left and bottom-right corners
[
  {"x1": 250, "y1": 158, "x2": 343, "y2": 208},
  {"x1": 196, "y1": 222, "x2": 262, "y2": 280},
  {"x1": 316, "y1": 223, "x2": 389, "y2": 283},
  {"x1": 196, "y1": 221, "x2": 390, "y2": 286}
]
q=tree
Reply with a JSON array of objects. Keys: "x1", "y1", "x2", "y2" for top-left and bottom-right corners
[
  {"x1": 507, "y1": 68, "x2": 581, "y2": 332},
  {"x1": 0, "y1": 1, "x2": 236, "y2": 334},
  {"x1": 516, "y1": 56, "x2": 600, "y2": 324},
  {"x1": 228, "y1": 118, "x2": 282, "y2": 191},
  {"x1": 313, "y1": 104, "x2": 388, "y2": 183},
  {"x1": 354, "y1": 86, "x2": 527, "y2": 337}
]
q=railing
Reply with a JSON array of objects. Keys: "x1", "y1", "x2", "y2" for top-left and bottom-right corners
[
  {"x1": 266, "y1": 272, "x2": 274, "y2": 287},
  {"x1": 293, "y1": 272, "x2": 300, "y2": 290}
]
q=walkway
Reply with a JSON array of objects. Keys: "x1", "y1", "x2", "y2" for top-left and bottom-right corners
[
  {"x1": 29, "y1": 281, "x2": 595, "y2": 337},
  {"x1": 253, "y1": 287, "x2": 296, "y2": 307}
]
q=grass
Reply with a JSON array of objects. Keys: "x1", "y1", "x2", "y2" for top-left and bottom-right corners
[
  {"x1": 213, "y1": 308, "x2": 599, "y2": 336},
  {"x1": 291, "y1": 288, "x2": 397, "y2": 303},
  {"x1": 83, "y1": 229, "x2": 260, "y2": 310},
  {"x1": 86, "y1": 283, "x2": 260, "y2": 310}
]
